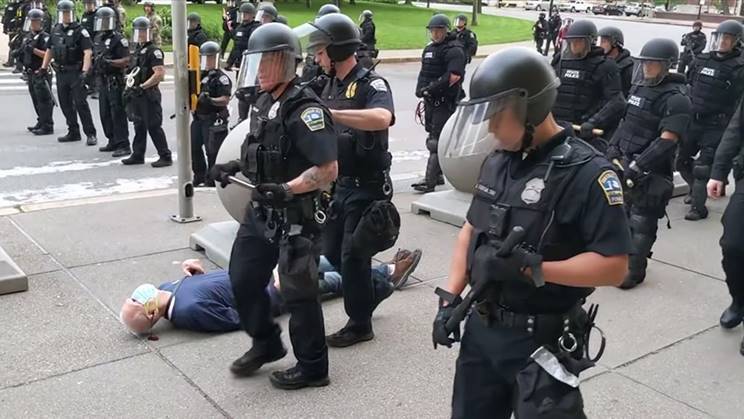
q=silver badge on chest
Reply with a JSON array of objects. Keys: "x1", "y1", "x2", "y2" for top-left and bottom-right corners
[
  {"x1": 268, "y1": 101, "x2": 280, "y2": 119},
  {"x1": 521, "y1": 178, "x2": 545, "y2": 205}
]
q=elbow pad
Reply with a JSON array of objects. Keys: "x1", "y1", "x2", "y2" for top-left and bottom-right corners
[{"x1": 635, "y1": 137, "x2": 677, "y2": 170}]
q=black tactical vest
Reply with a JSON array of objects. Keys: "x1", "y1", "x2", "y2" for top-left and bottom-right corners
[
  {"x1": 418, "y1": 36, "x2": 461, "y2": 84},
  {"x1": 233, "y1": 21, "x2": 259, "y2": 50},
  {"x1": 241, "y1": 84, "x2": 322, "y2": 186},
  {"x1": 93, "y1": 31, "x2": 125, "y2": 76},
  {"x1": 132, "y1": 43, "x2": 158, "y2": 82},
  {"x1": 688, "y1": 51, "x2": 744, "y2": 117},
  {"x1": 197, "y1": 69, "x2": 230, "y2": 116},
  {"x1": 615, "y1": 50, "x2": 634, "y2": 97},
  {"x1": 469, "y1": 137, "x2": 602, "y2": 313},
  {"x1": 23, "y1": 31, "x2": 47, "y2": 70},
  {"x1": 320, "y1": 67, "x2": 392, "y2": 178},
  {"x1": 80, "y1": 10, "x2": 95, "y2": 34},
  {"x1": 553, "y1": 50, "x2": 605, "y2": 124},
  {"x1": 51, "y1": 23, "x2": 84, "y2": 66},
  {"x1": 614, "y1": 80, "x2": 685, "y2": 159}
]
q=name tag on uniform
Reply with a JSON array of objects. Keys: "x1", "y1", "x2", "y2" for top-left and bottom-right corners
[
  {"x1": 236, "y1": 32, "x2": 243, "y2": 36},
  {"x1": 701, "y1": 67, "x2": 716, "y2": 76},
  {"x1": 628, "y1": 95, "x2": 642, "y2": 107},
  {"x1": 563, "y1": 69, "x2": 581, "y2": 79},
  {"x1": 424, "y1": 52, "x2": 433, "y2": 59}
]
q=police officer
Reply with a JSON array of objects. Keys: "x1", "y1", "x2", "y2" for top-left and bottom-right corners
[
  {"x1": 676, "y1": 20, "x2": 744, "y2": 221},
  {"x1": 607, "y1": 39, "x2": 691, "y2": 289},
  {"x1": 101, "y1": 0, "x2": 123, "y2": 31},
  {"x1": 93, "y1": 6, "x2": 130, "y2": 157},
  {"x1": 359, "y1": 9, "x2": 376, "y2": 55},
  {"x1": 598, "y1": 26, "x2": 633, "y2": 98},
  {"x1": 122, "y1": 16, "x2": 172, "y2": 168},
  {"x1": 256, "y1": 3, "x2": 278, "y2": 24},
  {"x1": 533, "y1": 12, "x2": 548, "y2": 54},
  {"x1": 679, "y1": 21, "x2": 706, "y2": 76},
  {"x1": 3, "y1": 0, "x2": 23, "y2": 68},
  {"x1": 22, "y1": 8, "x2": 53, "y2": 136},
  {"x1": 298, "y1": 3, "x2": 340, "y2": 93},
  {"x1": 707, "y1": 89, "x2": 744, "y2": 355},
  {"x1": 225, "y1": 2, "x2": 260, "y2": 71},
  {"x1": 81, "y1": 0, "x2": 98, "y2": 35},
  {"x1": 308, "y1": 14, "x2": 395, "y2": 347},
  {"x1": 552, "y1": 20, "x2": 625, "y2": 148},
  {"x1": 452, "y1": 15, "x2": 477, "y2": 64},
  {"x1": 39, "y1": 0, "x2": 98, "y2": 146},
  {"x1": 187, "y1": 13, "x2": 209, "y2": 47},
  {"x1": 220, "y1": 0, "x2": 239, "y2": 60},
  {"x1": 432, "y1": 47, "x2": 631, "y2": 418},
  {"x1": 209, "y1": 23, "x2": 338, "y2": 389},
  {"x1": 13, "y1": 0, "x2": 50, "y2": 74},
  {"x1": 192, "y1": 41, "x2": 231, "y2": 187},
  {"x1": 548, "y1": 10, "x2": 562, "y2": 53},
  {"x1": 412, "y1": 14, "x2": 465, "y2": 193}
]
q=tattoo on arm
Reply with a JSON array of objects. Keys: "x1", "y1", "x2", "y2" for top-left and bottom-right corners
[{"x1": 300, "y1": 167, "x2": 322, "y2": 189}]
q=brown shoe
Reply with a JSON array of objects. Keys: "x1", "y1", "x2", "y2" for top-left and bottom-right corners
[{"x1": 391, "y1": 248, "x2": 422, "y2": 289}]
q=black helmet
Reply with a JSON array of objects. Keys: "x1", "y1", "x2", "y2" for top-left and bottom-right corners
[
  {"x1": 633, "y1": 38, "x2": 678, "y2": 86},
  {"x1": 693, "y1": 20, "x2": 703, "y2": 28},
  {"x1": 539, "y1": 12, "x2": 546, "y2": 18},
  {"x1": 258, "y1": 3, "x2": 279, "y2": 20},
  {"x1": 26, "y1": 8, "x2": 44, "y2": 20},
  {"x1": 564, "y1": 19, "x2": 597, "y2": 40},
  {"x1": 711, "y1": 20, "x2": 744, "y2": 52},
  {"x1": 133, "y1": 16, "x2": 150, "y2": 30},
  {"x1": 308, "y1": 13, "x2": 360, "y2": 61},
  {"x1": 361, "y1": 10, "x2": 373, "y2": 19},
  {"x1": 468, "y1": 47, "x2": 559, "y2": 126},
  {"x1": 239, "y1": 2, "x2": 256, "y2": 14},
  {"x1": 427, "y1": 14, "x2": 450, "y2": 29},
  {"x1": 276, "y1": 15, "x2": 288, "y2": 25},
  {"x1": 317, "y1": 3, "x2": 340, "y2": 17},
  {"x1": 598, "y1": 26, "x2": 624, "y2": 48},
  {"x1": 455, "y1": 14, "x2": 467, "y2": 24},
  {"x1": 246, "y1": 22, "x2": 301, "y2": 59},
  {"x1": 132, "y1": 15, "x2": 151, "y2": 43},
  {"x1": 561, "y1": 20, "x2": 597, "y2": 60},
  {"x1": 94, "y1": 6, "x2": 116, "y2": 32},
  {"x1": 83, "y1": 0, "x2": 98, "y2": 4},
  {"x1": 200, "y1": 40, "x2": 221, "y2": 56},
  {"x1": 187, "y1": 13, "x2": 201, "y2": 25},
  {"x1": 57, "y1": 0, "x2": 74, "y2": 11}
]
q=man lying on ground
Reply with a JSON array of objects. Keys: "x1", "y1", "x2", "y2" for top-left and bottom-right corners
[{"x1": 119, "y1": 249, "x2": 423, "y2": 334}]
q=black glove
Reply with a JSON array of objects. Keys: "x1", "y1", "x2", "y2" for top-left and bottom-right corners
[
  {"x1": 252, "y1": 183, "x2": 293, "y2": 205},
  {"x1": 432, "y1": 294, "x2": 463, "y2": 349},
  {"x1": 130, "y1": 85, "x2": 144, "y2": 96},
  {"x1": 24, "y1": 42, "x2": 33, "y2": 55},
  {"x1": 36, "y1": 67, "x2": 48, "y2": 77},
  {"x1": 579, "y1": 121, "x2": 595, "y2": 140},
  {"x1": 209, "y1": 161, "x2": 241, "y2": 188},
  {"x1": 198, "y1": 92, "x2": 212, "y2": 107},
  {"x1": 490, "y1": 250, "x2": 534, "y2": 284},
  {"x1": 624, "y1": 161, "x2": 644, "y2": 188}
]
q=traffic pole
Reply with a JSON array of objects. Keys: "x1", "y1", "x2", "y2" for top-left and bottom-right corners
[{"x1": 170, "y1": 0, "x2": 201, "y2": 224}]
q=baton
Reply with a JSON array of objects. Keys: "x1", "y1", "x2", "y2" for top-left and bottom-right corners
[
  {"x1": 227, "y1": 176, "x2": 256, "y2": 190},
  {"x1": 572, "y1": 124, "x2": 604, "y2": 136}
]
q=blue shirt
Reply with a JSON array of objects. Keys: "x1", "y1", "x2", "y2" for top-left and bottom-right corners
[{"x1": 158, "y1": 270, "x2": 242, "y2": 333}]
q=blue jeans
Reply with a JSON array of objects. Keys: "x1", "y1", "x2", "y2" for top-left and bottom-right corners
[{"x1": 319, "y1": 256, "x2": 394, "y2": 309}]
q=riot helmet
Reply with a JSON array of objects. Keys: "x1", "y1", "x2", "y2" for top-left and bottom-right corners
[
  {"x1": 455, "y1": 14, "x2": 467, "y2": 30},
  {"x1": 200, "y1": 41, "x2": 221, "y2": 71},
  {"x1": 539, "y1": 12, "x2": 546, "y2": 18},
  {"x1": 28, "y1": 0, "x2": 44, "y2": 8},
  {"x1": 427, "y1": 14, "x2": 451, "y2": 44},
  {"x1": 561, "y1": 19, "x2": 597, "y2": 60},
  {"x1": 359, "y1": 9, "x2": 373, "y2": 24},
  {"x1": 237, "y1": 23, "x2": 301, "y2": 92},
  {"x1": 57, "y1": 0, "x2": 75, "y2": 25},
  {"x1": 23, "y1": 8, "x2": 44, "y2": 33},
  {"x1": 446, "y1": 47, "x2": 560, "y2": 154},
  {"x1": 276, "y1": 15, "x2": 288, "y2": 25},
  {"x1": 256, "y1": 3, "x2": 279, "y2": 24},
  {"x1": 693, "y1": 20, "x2": 703, "y2": 30},
  {"x1": 317, "y1": 4, "x2": 340, "y2": 18},
  {"x1": 598, "y1": 26, "x2": 624, "y2": 54},
  {"x1": 132, "y1": 16, "x2": 151, "y2": 44},
  {"x1": 632, "y1": 38, "x2": 678, "y2": 87},
  {"x1": 188, "y1": 13, "x2": 201, "y2": 30},
  {"x1": 226, "y1": 0, "x2": 237, "y2": 7},
  {"x1": 710, "y1": 20, "x2": 744, "y2": 53},
  {"x1": 237, "y1": 2, "x2": 256, "y2": 24},
  {"x1": 306, "y1": 13, "x2": 360, "y2": 62},
  {"x1": 83, "y1": 0, "x2": 99, "y2": 13},
  {"x1": 94, "y1": 7, "x2": 116, "y2": 32}
]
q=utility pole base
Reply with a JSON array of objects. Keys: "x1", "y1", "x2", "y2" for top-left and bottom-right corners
[
  {"x1": 170, "y1": 214, "x2": 202, "y2": 224},
  {"x1": 0, "y1": 246, "x2": 28, "y2": 295}
]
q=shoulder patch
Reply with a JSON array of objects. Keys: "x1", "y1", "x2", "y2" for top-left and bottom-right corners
[
  {"x1": 81, "y1": 28, "x2": 90, "y2": 38},
  {"x1": 120, "y1": 38, "x2": 129, "y2": 47},
  {"x1": 370, "y1": 78, "x2": 388, "y2": 92},
  {"x1": 219, "y1": 75, "x2": 230, "y2": 85},
  {"x1": 153, "y1": 49, "x2": 163, "y2": 60},
  {"x1": 597, "y1": 170, "x2": 624, "y2": 206},
  {"x1": 300, "y1": 107, "x2": 326, "y2": 132}
]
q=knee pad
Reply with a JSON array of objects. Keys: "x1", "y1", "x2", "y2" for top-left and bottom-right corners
[
  {"x1": 629, "y1": 213, "x2": 658, "y2": 236},
  {"x1": 692, "y1": 164, "x2": 711, "y2": 181},
  {"x1": 426, "y1": 136, "x2": 438, "y2": 153}
]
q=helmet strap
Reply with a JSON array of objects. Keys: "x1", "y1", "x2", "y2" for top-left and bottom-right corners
[{"x1": 520, "y1": 123, "x2": 535, "y2": 153}]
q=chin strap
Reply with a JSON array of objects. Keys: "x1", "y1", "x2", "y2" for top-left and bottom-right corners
[{"x1": 519, "y1": 123, "x2": 535, "y2": 153}]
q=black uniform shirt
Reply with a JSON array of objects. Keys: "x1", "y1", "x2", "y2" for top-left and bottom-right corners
[
  {"x1": 327, "y1": 64, "x2": 395, "y2": 123},
  {"x1": 93, "y1": 31, "x2": 129, "y2": 76},
  {"x1": 46, "y1": 23, "x2": 92, "y2": 65},
  {"x1": 188, "y1": 26, "x2": 208, "y2": 47},
  {"x1": 197, "y1": 69, "x2": 232, "y2": 115},
  {"x1": 24, "y1": 30, "x2": 49, "y2": 71},
  {"x1": 80, "y1": 10, "x2": 96, "y2": 34},
  {"x1": 132, "y1": 42, "x2": 164, "y2": 84}
]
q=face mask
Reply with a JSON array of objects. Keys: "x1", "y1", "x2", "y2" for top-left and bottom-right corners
[{"x1": 131, "y1": 284, "x2": 159, "y2": 314}]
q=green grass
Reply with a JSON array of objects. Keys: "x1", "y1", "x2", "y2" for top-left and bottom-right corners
[{"x1": 122, "y1": 1, "x2": 532, "y2": 50}]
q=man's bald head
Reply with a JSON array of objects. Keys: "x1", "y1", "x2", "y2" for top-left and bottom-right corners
[{"x1": 120, "y1": 284, "x2": 168, "y2": 334}]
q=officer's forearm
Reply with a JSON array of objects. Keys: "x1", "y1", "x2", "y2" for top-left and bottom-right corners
[
  {"x1": 635, "y1": 134, "x2": 678, "y2": 170},
  {"x1": 444, "y1": 222, "x2": 473, "y2": 301},
  {"x1": 142, "y1": 65, "x2": 165, "y2": 89},
  {"x1": 41, "y1": 49, "x2": 51, "y2": 69},
  {"x1": 287, "y1": 160, "x2": 338, "y2": 194},
  {"x1": 537, "y1": 253, "x2": 628, "y2": 287},
  {"x1": 33, "y1": 48, "x2": 45, "y2": 58},
  {"x1": 330, "y1": 108, "x2": 392, "y2": 131},
  {"x1": 82, "y1": 49, "x2": 92, "y2": 73},
  {"x1": 210, "y1": 95, "x2": 230, "y2": 107}
]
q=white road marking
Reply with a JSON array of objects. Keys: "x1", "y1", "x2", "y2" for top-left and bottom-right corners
[{"x1": 0, "y1": 155, "x2": 168, "y2": 179}]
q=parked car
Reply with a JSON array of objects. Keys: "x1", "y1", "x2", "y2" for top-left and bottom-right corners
[
  {"x1": 524, "y1": 0, "x2": 551, "y2": 10},
  {"x1": 559, "y1": 0, "x2": 592, "y2": 12},
  {"x1": 605, "y1": 4, "x2": 625, "y2": 15},
  {"x1": 592, "y1": 3, "x2": 606, "y2": 14},
  {"x1": 624, "y1": 2, "x2": 641, "y2": 15}
]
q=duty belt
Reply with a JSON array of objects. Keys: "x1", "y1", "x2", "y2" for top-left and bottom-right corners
[
  {"x1": 475, "y1": 302, "x2": 583, "y2": 349},
  {"x1": 694, "y1": 112, "x2": 730, "y2": 125},
  {"x1": 53, "y1": 63, "x2": 82, "y2": 72},
  {"x1": 252, "y1": 193, "x2": 327, "y2": 241},
  {"x1": 337, "y1": 174, "x2": 393, "y2": 196}
]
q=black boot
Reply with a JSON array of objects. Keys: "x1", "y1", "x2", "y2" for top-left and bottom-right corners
[
  {"x1": 684, "y1": 206, "x2": 708, "y2": 221},
  {"x1": 326, "y1": 321, "x2": 374, "y2": 348},
  {"x1": 57, "y1": 132, "x2": 81, "y2": 143},
  {"x1": 686, "y1": 177, "x2": 709, "y2": 221},
  {"x1": 112, "y1": 147, "x2": 131, "y2": 158},
  {"x1": 32, "y1": 126, "x2": 53, "y2": 136},
  {"x1": 230, "y1": 338, "x2": 287, "y2": 377},
  {"x1": 269, "y1": 366, "x2": 329, "y2": 390},
  {"x1": 27, "y1": 123, "x2": 40, "y2": 132},
  {"x1": 151, "y1": 157, "x2": 173, "y2": 168},
  {"x1": 86, "y1": 134, "x2": 98, "y2": 146},
  {"x1": 720, "y1": 301, "x2": 744, "y2": 329},
  {"x1": 99, "y1": 143, "x2": 117, "y2": 152},
  {"x1": 740, "y1": 335, "x2": 744, "y2": 356},
  {"x1": 122, "y1": 156, "x2": 145, "y2": 165},
  {"x1": 619, "y1": 230, "x2": 655, "y2": 290},
  {"x1": 413, "y1": 153, "x2": 441, "y2": 193}
]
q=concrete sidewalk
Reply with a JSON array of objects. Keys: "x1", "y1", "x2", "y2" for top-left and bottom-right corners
[{"x1": 0, "y1": 185, "x2": 741, "y2": 418}]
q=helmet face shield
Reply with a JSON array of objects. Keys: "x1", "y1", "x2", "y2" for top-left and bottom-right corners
[
  {"x1": 201, "y1": 53, "x2": 218, "y2": 71},
  {"x1": 428, "y1": 27, "x2": 448, "y2": 43},
  {"x1": 444, "y1": 91, "x2": 528, "y2": 158},
  {"x1": 84, "y1": 1, "x2": 98, "y2": 12},
  {"x1": 133, "y1": 28, "x2": 151, "y2": 44},
  {"x1": 632, "y1": 59, "x2": 670, "y2": 87},
  {"x1": 58, "y1": 10, "x2": 74, "y2": 25},
  {"x1": 455, "y1": 16, "x2": 466, "y2": 28},
  {"x1": 237, "y1": 50, "x2": 296, "y2": 90},
  {"x1": 561, "y1": 37, "x2": 591, "y2": 60},
  {"x1": 23, "y1": 16, "x2": 41, "y2": 32},
  {"x1": 710, "y1": 31, "x2": 740, "y2": 53},
  {"x1": 95, "y1": 16, "x2": 115, "y2": 32}
]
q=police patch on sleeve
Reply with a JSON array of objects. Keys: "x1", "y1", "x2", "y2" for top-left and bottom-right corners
[
  {"x1": 370, "y1": 79, "x2": 388, "y2": 92},
  {"x1": 597, "y1": 170, "x2": 624, "y2": 206},
  {"x1": 153, "y1": 49, "x2": 163, "y2": 60},
  {"x1": 81, "y1": 29, "x2": 90, "y2": 38},
  {"x1": 301, "y1": 107, "x2": 325, "y2": 132},
  {"x1": 120, "y1": 38, "x2": 129, "y2": 47},
  {"x1": 219, "y1": 75, "x2": 230, "y2": 85}
]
